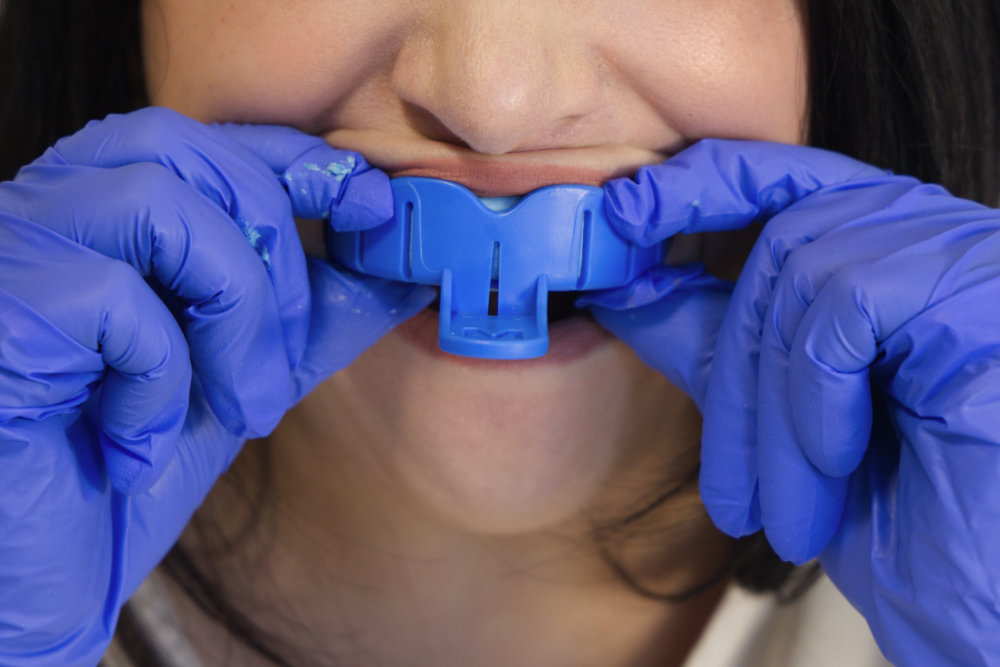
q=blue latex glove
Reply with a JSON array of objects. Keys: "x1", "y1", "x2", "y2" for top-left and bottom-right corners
[
  {"x1": 0, "y1": 107, "x2": 434, "y2": 666},
  {"x1": 583, "y1": 139, "x2": 1000, "y2": 665}
]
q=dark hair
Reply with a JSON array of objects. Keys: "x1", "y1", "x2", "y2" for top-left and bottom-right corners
[
  {"x1": 807, "y1": 0, "x2": 1000, "y2": 202},
  {"x1": 0, "y1": 1, "x2": 145, "y2": 181},
  {"x1": 3, "y1": 0, "x2": 1000, "y2": 664}
]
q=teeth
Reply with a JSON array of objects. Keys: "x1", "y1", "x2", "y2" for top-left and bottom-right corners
[{"x1": 479, "y1": 195, "x2": 523, "y2": 212}]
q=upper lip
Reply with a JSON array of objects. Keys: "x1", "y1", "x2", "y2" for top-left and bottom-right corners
[{"x1": 324, "y1": 129, "x2": 670, "y2": 197}]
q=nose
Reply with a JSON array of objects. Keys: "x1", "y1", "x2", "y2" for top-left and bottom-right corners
[{"x1": 391, "y1": 1, "x2": 603, "y2": 155}]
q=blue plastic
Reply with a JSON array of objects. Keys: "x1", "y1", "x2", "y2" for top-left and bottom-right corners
[{"x1": 328, "y1": 177, "x2": 665, "y2": 359}]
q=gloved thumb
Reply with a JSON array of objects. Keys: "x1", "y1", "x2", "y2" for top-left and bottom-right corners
[
  {"x1": 602, "y1": 139, "x2": 887, "y2": 247},
  {"x1": 290, "y1": 257, "x2": 437, "y2": 401},
  {"x1": 578, "y1": 264, "x2": 732, "y2": 408}
]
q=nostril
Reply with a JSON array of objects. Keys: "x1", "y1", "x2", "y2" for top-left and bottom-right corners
[{"x1": 400, "y1": 101, "x2": 470, "y2": 147}]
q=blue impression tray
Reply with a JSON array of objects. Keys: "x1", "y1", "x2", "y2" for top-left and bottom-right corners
[{"x1": 328, "y1": 177, "x2": 664, "y2": 360}]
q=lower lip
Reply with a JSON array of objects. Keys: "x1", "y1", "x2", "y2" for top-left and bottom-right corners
[{"x1": 393, "y1": 307, "x2": 614, "y2": 368}]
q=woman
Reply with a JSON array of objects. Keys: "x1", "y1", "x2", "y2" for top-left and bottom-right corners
[{"x1": 0, "y1": 1, "x2": 998, "y2": 665}]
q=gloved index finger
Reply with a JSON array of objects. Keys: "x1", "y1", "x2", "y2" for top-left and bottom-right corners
[
  {"x1": 215, "y1": 122, "x2": 393, "y2": 232},
  {"x1": 602, "y1": 139, "x2": 890, "y2": 247},
  {"x1": 38, "y1": 108, "x2": 316, "y2": 371}
]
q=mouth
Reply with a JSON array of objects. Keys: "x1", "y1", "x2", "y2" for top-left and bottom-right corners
[
  {"x1": 323, "y1": 130, "x2": 652, "y2": 363},
  {"x1": 324, "y1": 128, "x2": 670, "y2": 197},
  {"x1": 544, "y1": 291, "x2": 586, "y2": 323},
  {"x1": 401, "y1": 286, "x2": 608, "y2": 368},
  {"x1": 426, "y1": 288, "x2": 586, "y2": 324}
]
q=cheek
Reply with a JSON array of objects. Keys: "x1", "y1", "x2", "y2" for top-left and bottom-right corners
[
  {"x1": 142, "y1": 0, "x2": 406, "y2": 125},
  {"x1": 143, "y1": 0, "x2": 808, "y2": 143},
  {"x1": 606, "y1": 0, "x2": 809, "y2": 145}
]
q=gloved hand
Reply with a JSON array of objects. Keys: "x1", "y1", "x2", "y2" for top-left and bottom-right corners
[
  {"x1": 583, "y1": 139, "x2": 1000, "y2": 665},
  {"x1": 0, "y1": 107, "x2": 433, "y2": 666}
]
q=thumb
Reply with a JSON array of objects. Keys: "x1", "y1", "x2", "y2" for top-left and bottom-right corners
[
  {"x1": 214, "y1": 122, "x2": 393, "y2": 231},
  {"x1": 603, "y1": 139, "x2": 887, "y2": 247},
  {"x1": 291, "y1": 258, "x2": 437, "y2": 400},
  {"x1": 578, "y1": 264, "x2": 732, "y2": 407}
]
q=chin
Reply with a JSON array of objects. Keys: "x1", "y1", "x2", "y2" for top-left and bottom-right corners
[{"x1": 321, "y1": 311, "x2": 695, "y2": 536}]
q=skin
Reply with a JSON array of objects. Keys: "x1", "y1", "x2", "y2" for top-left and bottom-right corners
[{"x1": 142, "y1": 1, "x2": 808, "y2": 665}]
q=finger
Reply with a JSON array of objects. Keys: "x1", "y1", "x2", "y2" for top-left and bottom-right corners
[
  {"x1": 2, "y1": 164, "x2": 292, "y2": 439},
  {"x1": 698, "y1": 308, "x2": 764, "y2": 537},
  {"x1": 753, "y1": 238, "x2": 862, "y2": 561},
  {"x1": 0, "y1": 292, "x2": 103, "y2": 424},
  {"x1": 578, "y1": 264, "x2": 732, "y2": 407},
  {"x1": 757, "y1": 347, "x2": 851, "y2": 563},
  {"x1": 112, "y1": 268, "x2": 435, "y2": 579},
  {"x1": 759, "y1": 209, "x2": 998, "y2": 559},
  {"x1": 602, "y1": 139, "x2": 891, "y2": 247},
  {"x1": 96, "y1": 274, "x2": 192, "y2": 494},
  {"x1": 213, "y1": 122, "x2": 394, "y2": 231},
  {"x1": 0, "y1": 215, "x2": 191, "y2": 493},
  {"x1": 695, "y1": 179, "x2": 975, "y2": 540},
  {"x1": 292, "y1": 258, "x2": 437, "y2": 398},
  {"x1": 790, "y1": 210, "x2": 998, "y2": 475},
  {"x1": 39, "y1": 107, "x2": 313, "y2": 366},
  {"x1": 697, "y1": 209, "x2": 822, "y2": 537}
]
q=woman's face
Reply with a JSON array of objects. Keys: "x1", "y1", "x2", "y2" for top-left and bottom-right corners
[{"x1": 143, "y1": 0, "x2": 808, "y2": 536}]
